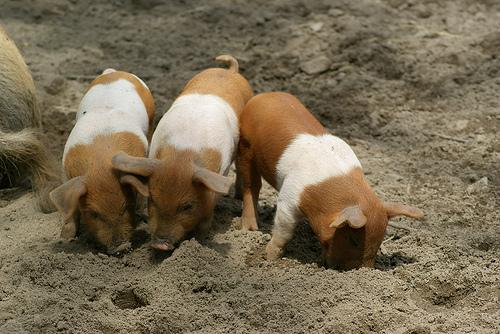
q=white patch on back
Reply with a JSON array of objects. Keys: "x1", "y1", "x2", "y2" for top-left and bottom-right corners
[
  {"x1": 276, "y1": 134, "x2": 362, "y2": 218},
  {"x1": 63, "y1": 78, "x2": 149, "y2": 164},
  {"x1": 149, "y1": 94, "x2": 238, "y2": 174}
]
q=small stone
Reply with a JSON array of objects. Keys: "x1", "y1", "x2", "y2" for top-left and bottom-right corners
[
  {"x1": 300, "y1": 55, "x2": 331, "y2": 75},
  {"x1": 414, "y1": 4, "x2": 432, "y2": 18},
  {"x1": 467, "y1": 177, "x2": 488, "y2": 193},
  {"x1": 328, "y1": 8, "x2": 344, "y2": 17},
  {"x1": 308, "y1": 22, "x2": 324, "y2": 32},
  {"x1": 56, "y1": 321, "x2": 68, "y2": 331},
  {"x1": 45, "y1": 76, "x2": 65, "y2": 95},
  {"x1": 0, "y1": 312, "x2": 14, "y2": 321},
  {"x1": 447, "y1": 119, "x2": 468, "y2": 131},
  {"x1": 131, "y1": 0, "x2": 162, "y2": 9}
]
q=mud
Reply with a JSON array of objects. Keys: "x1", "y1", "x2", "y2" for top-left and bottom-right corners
[{"x1": 0, "y1": 0, "x2": 499, "y2": 333}]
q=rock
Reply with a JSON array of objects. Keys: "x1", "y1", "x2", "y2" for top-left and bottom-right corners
[
  {"x1": 414, "y1": 4, "x2": 432, "y2": 19},
  {"x1": 447, "y1": 119, "x2": 469, "y2": 131},
  {"x1": 56, "y1": 321, "x2": 68, "y2": 331},
  {"x1": 479, "y1": 31, "x2": 500, "y2": 56},
  {"x1": 0, "y1": 312, "x2": 14, "y2": 321},
  {"x1": 308, "y1": 22, "x2": 324, "y2": 32},
  {"x1": 467, "y1": 177, "x2": 488, "y2": 194},
  {"x1": 300, "y1": 55, "x2": 331, "y2": 75},
  {"x1": 328, "y1": 9, "x2": 344, "y2": 17},
  {"x1": 44, "y1": 76, "x2": 66, "y2": 95},
  {"x1": 131, "y1": 0, "x2": 162, "y2": 9}
]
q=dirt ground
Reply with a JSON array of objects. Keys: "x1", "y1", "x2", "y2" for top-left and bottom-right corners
[{"x1": 0, "y1": 0, "x2": 499, "y2": 333}]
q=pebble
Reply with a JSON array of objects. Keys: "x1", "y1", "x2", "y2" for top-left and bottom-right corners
[
  {"x1": 0, "y1": 312, "x2": 14, "y2": 321},
  {"x1": 328, "y1": 8, "x2": 344, "y2": 17},
  {"x1": 300, "y1": 55, "x2": 331, "y2": 75},
  {"x1": 44, "y1": 76, "x2": 65, "y2": 95},
  {"x1": 466, "y1": 177, "x2": 488, "y2": 194},
  {"x1": 56, "y1": 321, "x2": 68, "y2": 331},
  {"x1": 131, "y1": 0, "x2": 162, "y2": 9},
  {"x1": 308, "y1": 22, "x2": 324, "y2": 32}
]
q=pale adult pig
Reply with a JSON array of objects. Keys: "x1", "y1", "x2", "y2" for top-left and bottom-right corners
[
  {"x1": 50, "y1": 69, "x2": 155, "y2": 253},
  {"x1": 237, "y1": 92, "x2": 423, "y2": 270},
  {"x1": 0, "y1": 25, "x2": 58, "y2": 212},
  {"x1": 112, "y1": 55, "x2": 253, "y2": 251}
]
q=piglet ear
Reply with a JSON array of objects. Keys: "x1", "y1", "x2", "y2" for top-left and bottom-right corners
[
  {"x1": 192, "y1": 164, "x2": 233, "y2": 195},
  {"x1": 112, "y1": 152, "x2": 158, "y2": 177},
  {"x1": 49, "y1": 176, "x2": 87, "y2": 222},
  {"x1": 384, "y1": 202, "x2": 424, "y2": 219},
  {"x1": 330, "y1": 205, "x2": 367, "y2": 229},
  {"x1": 120, "y1": 174, "x2": 149, "y2": 197}
]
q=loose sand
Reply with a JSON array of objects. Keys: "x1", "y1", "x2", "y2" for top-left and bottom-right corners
[{"x1": 0, "y1": 0, "x2": 499, "y2": 333}]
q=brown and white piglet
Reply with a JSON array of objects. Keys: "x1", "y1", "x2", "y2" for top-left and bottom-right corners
[
  {"x1": 237, "y1": 92, "x2": 423, "y2": 270},
  {"x1": 112, "y1": 55, "x2": 253, "y2": 251},
  {"x1": 50, "y1": 69, "x2": 154, "y2": 254}
]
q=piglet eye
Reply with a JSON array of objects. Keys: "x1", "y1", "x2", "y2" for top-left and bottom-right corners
[
  {"x1": 177, "y1": 202, "x2": 193, "y2": 213},
  {"x1": 89, "y1": 211, "x2": 100, "y2": 220}
]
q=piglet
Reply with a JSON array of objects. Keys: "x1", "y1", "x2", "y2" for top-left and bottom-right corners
[
  {"x1": 112, "y1": 55, "x2": 253, "y2": 251},
  {"x1": 237, "y1": 92, "x2": 423, "y2": 270},
  {"x1": 50, "y1": 69, "x2": 155, "y2": 254}
]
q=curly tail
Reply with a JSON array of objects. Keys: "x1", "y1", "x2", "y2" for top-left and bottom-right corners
[
  {"x1": 0, "y1": 128, "x2": 60, "y2": 213},
  {"x1": 215, "y1": 54, "x2": 239, "y2": 73}
]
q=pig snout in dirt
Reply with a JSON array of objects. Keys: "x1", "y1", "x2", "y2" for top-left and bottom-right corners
[
  {"x1": 111, "y1": 151, "x2": 233, "y2": 250},
  {"x1": 111, "y1": 55, "x2": 253, "y2": 251},
  {"x1": 50, "y1": 69, "x2": 155, "y2": 253},
  {"x1": 237, "y1": 92, "x2": 424, "y2": 270},
  {"x1": 149, "y1": 237, "x2": 175, "y2": 252}
]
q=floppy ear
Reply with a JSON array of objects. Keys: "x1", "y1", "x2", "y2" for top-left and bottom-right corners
[
  {"x1": 384, "y1": 202, "x2": 424, "y2": 219},
  {"x1": 120, "y1": 174, "x2": 149, "y2": 197},
  {"x1": 49, "y1": 176, "x2": 87, "y2": 227},
  {"x1": 330, "y1": 205, "x2": 367, "y2": 229},
  {"x1": 112, "y1": 152, "x2": 159, "y2": 177},
  {"x1": 192, "y1": 164, "x2": 233, "y2": 195}
]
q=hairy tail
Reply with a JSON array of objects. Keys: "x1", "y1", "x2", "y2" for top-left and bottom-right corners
[
  {"x1": 0, "y1": 129, "x2": 60, "y2": 213},
  {"x1": 215, "y1": 54, "x2": 239, "y2": 73}
]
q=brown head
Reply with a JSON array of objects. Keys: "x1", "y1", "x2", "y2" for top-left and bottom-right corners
[
  {"x1": 301, "y1": 170, "x2": 424, "y2": 270},
  {"x1": 111, "y1": 148, "x2": 233, "y2": 251},
  {"x1": 50, "y1": 133, "x2": 147, "y2": 254}
]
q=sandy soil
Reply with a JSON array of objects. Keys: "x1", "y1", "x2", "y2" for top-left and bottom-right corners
[{"x1": 1, "y1": 0, "x2": 499, "y2": 333}]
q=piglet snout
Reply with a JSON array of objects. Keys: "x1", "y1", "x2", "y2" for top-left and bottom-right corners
[{"x1": 149, "y1": 238, "x2": 175, "y2": 251}]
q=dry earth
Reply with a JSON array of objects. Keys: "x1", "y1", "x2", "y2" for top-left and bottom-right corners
[{"x1": 0, "y1": 0, "x2": 499, "y2": 333}]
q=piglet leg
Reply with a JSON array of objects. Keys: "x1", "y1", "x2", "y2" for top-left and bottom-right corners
[
  {"x1": 236, "y1": 143, "x2": 261, "y2": 231},
  {"x1": 266, "y1": 200, "x2": 298, "y2": 260},
  {"x1": 234, "y1": 167, "x2": 243, "y2": 201}
]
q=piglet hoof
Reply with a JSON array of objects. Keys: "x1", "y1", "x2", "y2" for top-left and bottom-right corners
[
  {"x1": 241, "y1": 216, "x2": 259, "y2": 231},
  {"x1": 60, "y1": 222, "x2": 77, "y2": 240},
  {"x1": 108, "y1": 241, "x2": 132, "y2": 255},
  {"x1": 233, "y1": 187, "x2": 243, "y2": 201},
  {"x1": 265, "y1": 242, "x2": 283, "y2": 261}
]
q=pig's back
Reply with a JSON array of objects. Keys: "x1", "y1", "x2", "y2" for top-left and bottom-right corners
[
  {"x1": 149, "y1": 93, "x2": 238, "y2": 174},
  {"x1": 239, "y1": 92, "x2": 326, "y2": 188},
  {"x1": 0, "y1": 26, "x2": 40, "y2": 131},
  {"x1": 63, "y1": 74, "x2": 151, "y2": 165},
  {"x1": 180, "y1": 68, "x2": 253, "y2": 116}
]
